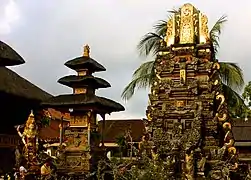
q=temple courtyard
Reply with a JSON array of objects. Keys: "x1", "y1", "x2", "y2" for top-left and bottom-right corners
[{"x1": 0, "y1": 1, "x2": 251, "y2": 180}]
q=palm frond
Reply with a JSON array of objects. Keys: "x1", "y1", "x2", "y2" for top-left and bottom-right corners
[
  {"x1": 153, "y1": 20, "x2": 167, "y2": 37},
  {"x1": 121, "y1": 61, "x2": 155, "y2": 101},
  {"x1": 121, "y1": 73, "x2": 154, "y2": 101},
  {"x1": 222, "y1": 83, "x2": 247, "y2": 117},
  {"x1": 133, "y1": 61, "x2": 155, "y2": 78},
  {"x1": 209, "y1": 15, "x2": 227, "y2": 54},
  {"x1": 219, "y1": 62, "x2": 244, "y2": 91},
  {"x1": 137, "y1": 32, "x2": 164, "y2": 57},
  {"x1": 168, "y1": 8, "x2": 180, "y2": 14}
]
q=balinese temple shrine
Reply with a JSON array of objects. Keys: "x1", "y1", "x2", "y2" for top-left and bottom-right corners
[{"x1": 42, "y1": 44, "x2": 124, "y2": 176}]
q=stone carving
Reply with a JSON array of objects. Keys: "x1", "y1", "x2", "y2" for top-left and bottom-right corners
[
  {"x1": 145, "y1": 3, "x2": 238, "y2": 179},
  {"x1": 65, "y1": 128, "x2": 88, "y2": 151},
  {"x1": 66, "y1": 156, "x2": 81, "y2": 167},
  {"x1": 199, "y1": 14, "x2": 209, "y2": 43},
  {"x1": 156, "y1": 58, "x2": 175, "y2": 74},
  {"x1": 180, "y1": 4, "x2": 195, "y2": 44},
  {"x1": 166, "y1": 17, "x2": 175, "y2": 46}
]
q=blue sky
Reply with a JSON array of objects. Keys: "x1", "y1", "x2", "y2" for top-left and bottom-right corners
[{"x1": 1, "y1": 0, "x2": 251, "y2": 119}]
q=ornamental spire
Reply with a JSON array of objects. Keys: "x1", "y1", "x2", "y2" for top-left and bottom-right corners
[
  {"x1": 83, "y1": 44, "x2": 90, "y2": 57},
  {"x1": 165, "y1": 3, "x2": 210, "y2": 46}
]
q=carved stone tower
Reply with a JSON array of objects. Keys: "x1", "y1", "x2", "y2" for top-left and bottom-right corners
[
  {"x1": 42, "y1": 45, "x2": 124, "y2": 176},
  {"x1": 147, "y1": 3, "x2": 230, "y2": 155}
]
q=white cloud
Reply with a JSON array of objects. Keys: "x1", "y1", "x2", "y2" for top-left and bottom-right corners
[{"x1": 0, "y1": 0, "x2": 20, "y2": 35}]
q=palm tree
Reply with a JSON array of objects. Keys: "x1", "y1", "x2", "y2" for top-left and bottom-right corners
[{"x1": 121, "y1": 13, "x2": 245, "y2": 116}]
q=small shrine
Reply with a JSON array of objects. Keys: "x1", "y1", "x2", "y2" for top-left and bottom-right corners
[
  {"x1": 145, "y1": 3, "x2": 237, "y2": 179},
  {"x1": 42, "y1": 44, "x2": 125, "y2": 177}
]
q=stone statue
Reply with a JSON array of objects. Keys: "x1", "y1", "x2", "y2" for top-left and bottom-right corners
[
  {"x1": 17, "y1": 110, "x2": 39, "y2": 170},
  {"x1": 226, "y1": 147, "x2": 238, "y2": 171},
  {"x1": 223, "y1": 122, "x2": 234, "y2": 148},
  {"x1": 185, "y1": 148, "x2": 194, "y2": 180},
  {"x1": 139, "y1": 133, "x2": 154, "y2": 158}
]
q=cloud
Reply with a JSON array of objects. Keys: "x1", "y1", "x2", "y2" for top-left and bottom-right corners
[
  {"x1": 4, "y1": 0, "x2": 251, "y2": 120},
  {"x1": 0, "y1": 0, "x2": 20, "y2": 35}
]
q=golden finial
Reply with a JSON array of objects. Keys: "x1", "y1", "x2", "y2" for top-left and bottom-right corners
[
  {"x1": 83, "y1": 44, "x2": 90, "y2": 57},
  {"x1": 29, "y1": 110, "x2": 34, "y2": 117}
]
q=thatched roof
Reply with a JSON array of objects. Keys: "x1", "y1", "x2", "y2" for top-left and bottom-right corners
[
  {"x1": 58, "y1": 75, "x2": 111, "y2": 89},
  {"x1": 98, "y1": 119, "x2": 146, "y2": 143},
  {"x1": 0, "y1": 67, "x2": 52, "y2": 101},
  {"x1": 0, "y1": 41, "x2": 25, "y2": 66},
  {"x1": 42, "y1": 94, "x2": 125, "y2": 113},
  {"x1": 64, "y1": 56, "x2": 106, "y2": 72},
  {"x1": 232, "y1": 118, "x2": 251, "y2": 142}
]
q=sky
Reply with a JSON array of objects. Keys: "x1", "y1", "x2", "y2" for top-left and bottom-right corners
[{"x1": 1, "y1": 0, "x2": 251, "y2": 120}]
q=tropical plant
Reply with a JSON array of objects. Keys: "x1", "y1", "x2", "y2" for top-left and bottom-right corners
[
  {"x1": 240, "y1": 81, "x2": 251, "y2": 117},
  {"x1": 115, "y1": 135, "x2": 127, "y2": 160},
  {"x1": 121, "y1": 11, "x2": 245, "y2": 116}
]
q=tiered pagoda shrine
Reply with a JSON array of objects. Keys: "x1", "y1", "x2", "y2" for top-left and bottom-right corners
[
  {"x1": 146, "y1": 3, "x2": 236, "y2": 178},
  {"x1": 42, "y1": 45, "x2": 124, "y2": 176}
]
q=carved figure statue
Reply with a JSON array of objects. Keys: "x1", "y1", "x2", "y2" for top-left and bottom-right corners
[
  {"x1": 17, "y1": 110, "x2": 39, "y2": 168},
  {"x1": 226, "y1": 147, "x2": 238, "y2": 170},
  {"x1": 185, "y1": 148, "x2": 194, "y2": 180},
  {"x1": 139, "y1": 133, "x2": 154, "y2": 157},
  {"x1": 223, "y1": 122, "x2": 234, "y2": 148},
  {"x1": 173, "y1": 118, "x2": 183, "y2": 138}
]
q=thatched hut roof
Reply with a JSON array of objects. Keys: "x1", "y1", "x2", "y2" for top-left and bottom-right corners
[
  {"x1": 0, "y1": 67, "x2": 52, "y2": 101},
  {"x1": 232, "y1": 118, "x2": 251, "y2": 142},
  {"x1": 0, "y1": 41, "x2": 25, "y2": 66},
  {"x1": 98, "y1": 119, "x2": 146, "y2": 143}
]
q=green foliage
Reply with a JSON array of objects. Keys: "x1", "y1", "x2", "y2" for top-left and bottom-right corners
[
  {"x1": 242, "y1": 81, "x2": 251, "y2": 107},
  {"x1": 240, "y1": 81, "x2": 251, "y2": 117},
  {"x1": 97, "y1": 154, "x2": 181, "y2": 180},
  {"x1": 116, "y1": 135, "x2": 126, "y2": 148},
  {"x1": 209, "y1": 15, "x2": 227, "y2": 55},
  {"x1": 121, "y1": 61, "x2": 155, "y2": 100},
  {"x1": 116, "y1": 135, "x2": 127, "y2": 159},
  {"x1": 137, "y1": 33, "x2": 163, "y2": 57},
  {"x1": 219, "y1": 62, "x2": 244, "y2": 92},
  {"x1": 40, "y1": 116, "x2": 51, "y2": 127},
  {"x1": 223, "y1": 84, "x2": 246, "y2": 118}
]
